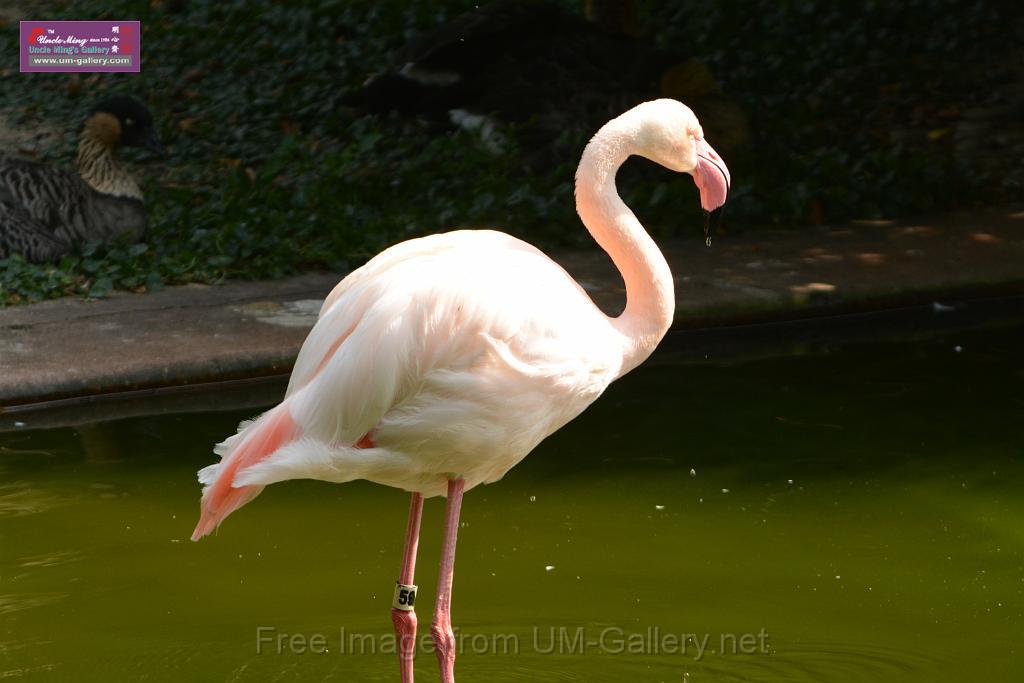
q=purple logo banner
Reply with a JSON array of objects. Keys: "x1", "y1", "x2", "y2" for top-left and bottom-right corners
[{"x1": 20, "y1": 20, "x2": 140, "y2": 73}]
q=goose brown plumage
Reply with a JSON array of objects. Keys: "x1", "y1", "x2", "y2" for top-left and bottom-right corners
[{"x1": 0, "y1": 95, "x2": 163, "y2": 262}]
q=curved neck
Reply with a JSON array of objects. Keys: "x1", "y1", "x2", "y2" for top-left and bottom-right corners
[
  {"x1": 575, "y1": 118, "x2": 674, "y2": 376},
  {"x1": 76, "y1": 131, "x2": 142, "y2": 201}
]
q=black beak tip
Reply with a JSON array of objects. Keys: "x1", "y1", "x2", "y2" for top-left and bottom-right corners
[{"x1": 704, "y1": 207, "x2": 726, "y2": 247}]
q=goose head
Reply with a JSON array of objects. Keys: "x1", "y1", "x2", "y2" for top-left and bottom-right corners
[{"x1": 83, "y1": 95, "x2": 164, "y2": 155}]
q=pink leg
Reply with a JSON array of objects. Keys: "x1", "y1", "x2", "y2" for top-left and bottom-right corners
[
  {"x1": 431, "y1": 478, "x2": 465, "y2": 683},
  {"x1": 392, "y1": 492, "x2": 424, "y2": 683}
]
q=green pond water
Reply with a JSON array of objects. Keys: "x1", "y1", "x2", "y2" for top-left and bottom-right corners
[{"x1": 1, "y1": 320, "x2": 1022, "y2": 682}]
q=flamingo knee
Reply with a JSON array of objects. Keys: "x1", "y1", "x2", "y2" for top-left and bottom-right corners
[
  {"x1": 430, "y1": 618, "x2": 457, "y2": 675},
  {"x1": 392, "y1": 609, "x2": 418, "y2": 679}
]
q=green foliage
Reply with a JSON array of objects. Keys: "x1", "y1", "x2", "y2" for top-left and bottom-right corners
[
  {"x1": 647, "y1": 0, "x2": 1019, "y2": 223},
  {"x1": 0, "y1": 0, "x2": 579, "y2": 304},
  {"x1": 0, "y1": 0, "x2": 1016, "y2": 304}
]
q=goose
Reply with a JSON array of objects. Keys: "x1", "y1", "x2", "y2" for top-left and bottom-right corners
[{"x1": 0, "y1": 95, "x2": 163, "y2": 262}]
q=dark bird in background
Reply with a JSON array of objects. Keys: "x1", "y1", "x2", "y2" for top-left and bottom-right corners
[
  {"x1": 344, "y1": 0, "x2": 748, "y2": 161},
  {"x1": 0, "y1": 95, "x2": 163, "y2": 262}
]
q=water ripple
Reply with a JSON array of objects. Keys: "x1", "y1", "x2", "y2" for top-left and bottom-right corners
[
  {"x1": 16, "y1": 550, "x2": 83, "y2": 569},
  {"x1": 0, "y1": 592, "x2": 67, "y2": 615},
  {"x1": 0, "y1": 482, "x2": 63, "y2": 518}
]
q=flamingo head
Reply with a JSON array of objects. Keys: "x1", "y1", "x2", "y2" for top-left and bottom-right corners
[{"x1": 632, "y1": 99, "x2": 731, "y2": 213}]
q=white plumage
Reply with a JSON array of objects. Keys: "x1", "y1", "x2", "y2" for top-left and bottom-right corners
[
  {"x1": 237, "y1": 229, "x2": 621, "y2": 495},
  {"x1": 191, "y1": 98, "x2": 730, "y2": 544}
]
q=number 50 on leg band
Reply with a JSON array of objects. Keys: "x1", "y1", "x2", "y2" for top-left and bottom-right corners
[{"x1": 393, "y1": 582, "x2": 417, "y2": 611}]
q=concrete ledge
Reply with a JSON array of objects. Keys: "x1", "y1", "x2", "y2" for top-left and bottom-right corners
[
  {"x1": 0, "y1": 273, "x2": 334, "y2": 406},
  {"x1": 2, "y1": 209, "x2": 1022, "y2": 411}
]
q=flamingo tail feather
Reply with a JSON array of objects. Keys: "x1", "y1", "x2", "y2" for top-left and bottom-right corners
[{"x1": 191, "y1": 406, "x2": 298, "y2": 541}]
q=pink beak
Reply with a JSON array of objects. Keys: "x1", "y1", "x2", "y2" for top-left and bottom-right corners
[{"x1": 691, "y1": 139, "x2": 730, "y2": 211}]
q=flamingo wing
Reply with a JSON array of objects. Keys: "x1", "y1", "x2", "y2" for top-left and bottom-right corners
[{"x1": 193, "y1": 230, "x2": 621, "y2": 539}]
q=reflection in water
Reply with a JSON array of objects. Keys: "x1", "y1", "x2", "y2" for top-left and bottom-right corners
[
  {"x1": 77, "y1": 422, "x2": 126, "y2": 465},
  {"x1": 0, "y1": 482, "x2": 64, "y2": 518},
  {"x1": 0, "y1": 663, "x2": 58, "y2": 679},
  {"x1": 0, "y1": 592, "x2": 67, "y2": 615},
  {"x1": 17, "y1": 550, "x2": 83, "y2": 569},
  {"x1": 0, "y1": 323, "x2": 1021, "y2": 681}
]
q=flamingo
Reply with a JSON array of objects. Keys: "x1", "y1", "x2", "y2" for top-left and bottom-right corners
[{"x1": 190, "y1": 98, "x2": 730, "y2": 682}]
